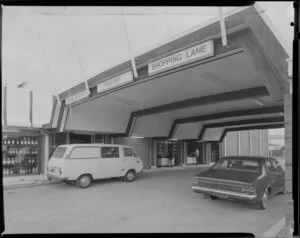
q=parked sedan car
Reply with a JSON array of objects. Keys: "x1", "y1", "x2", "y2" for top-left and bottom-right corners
[{"x1": 192, "y1": 156, "x2": 285, "y2": 209}]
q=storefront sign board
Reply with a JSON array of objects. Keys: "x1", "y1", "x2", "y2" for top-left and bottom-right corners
[
  {"x1": 65, "y1": 90, "x2": 90, "y2": 105},
  {"x1": 97, "y1": 71, "x2": 133, "y2": 93},
  {"x1": 148, "y1": 40, "x2": 214, "y2": 75}
]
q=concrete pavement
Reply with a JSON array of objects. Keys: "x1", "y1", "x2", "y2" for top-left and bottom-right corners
[{"x1": 3, "y1": 167, "x2": 285, "y2": 235}]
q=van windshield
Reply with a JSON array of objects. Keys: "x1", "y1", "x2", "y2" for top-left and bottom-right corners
[{"x1": 51, "y1": 147, "x2": 67, "y2": 159}]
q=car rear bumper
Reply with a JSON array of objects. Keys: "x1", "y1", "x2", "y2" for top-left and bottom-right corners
[
  {"x1": 192, "y1": 186, "x2": 257, "y2": 200},
  {"x1": 47, "y1": 172, "x2": 68, "y2": 181}
]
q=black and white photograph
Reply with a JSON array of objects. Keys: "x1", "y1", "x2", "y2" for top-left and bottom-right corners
[{"x1": 1, "y1": 2, "x2": 296, "y2": 237}]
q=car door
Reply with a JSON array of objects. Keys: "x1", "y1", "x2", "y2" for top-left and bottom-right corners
[
  {"x1": 270, "y1": 159, "x2": 285, "y2": 193},
  {"x1": 100, "y1": 146, "x2": 122, "y2": 178},
  {"x1": 265, "y1": 160, "x2": 280, "y2": 195},
  {"x1": 123, "y1": 147, "x2": 135, "y2": 171}
]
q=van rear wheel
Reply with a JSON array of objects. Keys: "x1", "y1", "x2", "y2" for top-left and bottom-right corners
[
  {"x1": 76, "y1": 174, "x2": 93, "y2": 188},
  {"x1": 124, "y1": 170, "x2": 135, "y2": 182}
]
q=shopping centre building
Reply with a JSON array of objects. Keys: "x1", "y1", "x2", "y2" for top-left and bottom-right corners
[{"x1": 43, "y1": 5, "x2": 290, "y2": 170}]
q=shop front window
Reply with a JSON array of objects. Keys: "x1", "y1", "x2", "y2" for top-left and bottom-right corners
[
  {"x1": 2, "y1": 135, "x2": 40, "y2": 176},
  {"x1": 70, "y1": 133, "x2": 91, "y2": 144},
  {"x1": 156, "y1": 140, "x2": 181, "y2": 167},
  {"x1": 187, "y1": 141, "x2": 204, "y2": 164}
]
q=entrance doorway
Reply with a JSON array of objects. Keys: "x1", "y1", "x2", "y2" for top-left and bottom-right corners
[
  {"x1": 210, "y1": 142, "x2": 220, "y2": 163},
  {"x1": 187, "y1": 141, "x2": 204, "y2": 164},
  {"x1": 156, "y1": 140, "x2": 181, "y2": 167}
]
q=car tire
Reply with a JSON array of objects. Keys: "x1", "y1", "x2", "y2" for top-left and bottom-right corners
[
  {"x1": 210, "y1": 195, "x2": 219, "y2": 200},
  {"x1": 124, "y1": 170, "x2": 135, "y2": 182},
  {"x1": 258, "y1": 188, "x2": 269, "y2": 209},
  {"x1": 64, "y1": 180, "x2": 72, "y2": 185},
  {"x1": 76, "y1": 174, "x2": 93, "y2": 188}
]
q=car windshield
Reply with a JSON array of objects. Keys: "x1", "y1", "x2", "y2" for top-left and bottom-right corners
[
  {"x1": 212, "y1": 159, "x2": 260, "y2": 173},
  {"x1": 51, "y1": 146, "x2": 67, "y2": 159}
]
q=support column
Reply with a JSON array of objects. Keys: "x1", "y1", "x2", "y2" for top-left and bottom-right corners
[
  {"x1": 249, "y1": 130, "x2": 252, "y2": 156},
  {"x1": 237, "y1": 131, "x2": 240, "y2": 156},
  {"x1": 152, "y1": 140, "x2": 157, "y2": 168},
  {"x1": 259, "y1": 130, "x2": 261, "y2": 156},
  {"x1": 224, "y1": 136, "x2": 227, "y2": 157},
  {"x1": 182, "y1": 141, "x2": 187, "y2": 166},
  {"x1": 284, "y1": 93, "x2": 293, "y2": 236},
  {"x1": 43, "y1": 132, "x2": 49, "y2": 179}
]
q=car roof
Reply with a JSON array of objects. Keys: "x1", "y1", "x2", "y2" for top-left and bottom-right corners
[{"x1": 220, "y1": 156, "x2": 275, "y2": 161}]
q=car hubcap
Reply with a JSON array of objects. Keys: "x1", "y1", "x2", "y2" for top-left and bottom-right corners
[
  {"x1": 263, "y1": 191, "x2": 268, "y2": 208},
  {"x1": 81, "y1": 176, "x2": 90, "y2": 187},
  {"x1": 127, "y1": 172, "x2": 134, "y2": 180}
]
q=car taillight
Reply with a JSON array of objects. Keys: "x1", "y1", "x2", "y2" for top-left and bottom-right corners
[{"x1": 59, "y1": 168, "x2": 62, "y2": 175}]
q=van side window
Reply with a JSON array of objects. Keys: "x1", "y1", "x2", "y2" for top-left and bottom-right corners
[
  {"x1": 69, "y1": 147, "x2": 100, "y2": 159},
  {"x1": 101, "y1": 147, "x2": 119, "y2": 158},
  {"x1": 124, "y1": 148, "x2": 133, "y2": 157}
]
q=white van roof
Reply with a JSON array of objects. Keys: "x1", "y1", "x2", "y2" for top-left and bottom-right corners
[{"x1": 58, "y1": 143, "x2": 131, "y2": 148}]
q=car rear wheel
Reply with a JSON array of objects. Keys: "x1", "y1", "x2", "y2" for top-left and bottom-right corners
[
  {"x1": 258, "y1": 189, "x2": 269, "y2": 209},
  {"x1": 76, "y1": 174, "x2": 93, "y2": 188},
  {"x1": 124, "y1": 170, "x2": 135, "y2": 182}
]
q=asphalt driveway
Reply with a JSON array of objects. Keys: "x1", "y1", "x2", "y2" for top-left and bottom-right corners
[{"x1": 3, "y1": 167, "x2": 284, "y2": 234}]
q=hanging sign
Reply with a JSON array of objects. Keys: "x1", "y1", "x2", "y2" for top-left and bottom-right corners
[
  {"x1": 148, "y1": 40, "x2": 214, "y2": 75},
  {"x1": 97, "y1": 71, "x2": 133, "y2": 93},
  {"x1": 65, "y1": 90, "x2": 90, "y2": 105}
]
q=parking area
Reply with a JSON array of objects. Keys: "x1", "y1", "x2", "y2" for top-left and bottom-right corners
[{"x1": 3, "y1": 167, "x2": 284, "y2": 235}]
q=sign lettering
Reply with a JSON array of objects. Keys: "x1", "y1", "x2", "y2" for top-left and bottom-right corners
[
  {"x1": 148, "y1": 40, "x2": 214, "y2": 75},
  {"x1": 65, "y1": 90, "x2": 89, "y2": 105},
  {"x1": 97, "y1": 71, "x2": 133, "y2": 93}
]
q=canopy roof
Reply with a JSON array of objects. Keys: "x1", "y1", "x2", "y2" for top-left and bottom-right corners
[{"x1": 48, "y1": 5, "x2": 288, "y2": 141}]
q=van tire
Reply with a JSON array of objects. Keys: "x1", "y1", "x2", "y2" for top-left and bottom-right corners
[
  {"x1": 124, "y1": 170, "x2": 135, "y2": 182},
  {"x1": 76, "y1": 174, "x2": 93, "y2": 188}
]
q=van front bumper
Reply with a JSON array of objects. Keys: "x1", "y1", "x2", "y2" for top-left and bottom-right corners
[{"x1": 47, "y1": 172, "x2": 68, "y2": 181}]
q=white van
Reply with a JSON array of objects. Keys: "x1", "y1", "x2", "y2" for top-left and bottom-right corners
[{"x1": 47, "y1": 144, "x2": 144, "y2": 188}]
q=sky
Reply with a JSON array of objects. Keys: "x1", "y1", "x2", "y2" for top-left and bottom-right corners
[{"x1": 2, "y1": 2, "x2": 294, "y2": 95}]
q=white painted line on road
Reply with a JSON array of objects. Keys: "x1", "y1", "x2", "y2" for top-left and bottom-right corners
[{"x1": 262, "y1": 217, "x2": 285, "y2": 238}]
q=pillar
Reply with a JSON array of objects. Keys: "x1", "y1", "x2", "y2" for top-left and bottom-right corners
[
  {"x1": 284, "y1": 93, "x2": 293, "y2": 236},
  {"x1": 43, "y1": 132, "x2": 49, "y2": 179}
]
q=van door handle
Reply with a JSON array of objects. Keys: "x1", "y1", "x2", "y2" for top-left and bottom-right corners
[{"x1": 136, "y1": 161, "x2": 140, "y2": 163}]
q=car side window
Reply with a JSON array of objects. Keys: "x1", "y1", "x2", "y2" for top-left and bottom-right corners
[
  {"x1": 69, "y1": 147, "x2": 100, "y2": 159},
  {"x1": 101, "y1": 147, "x2": 119, "y2": 158},
  {"x1": 133, "y1": 150, "x2": 138, "y2": 158},
  {"x1": 124, "y1": 148, "x2": 133, "y2": 157},
  {"x1": 270, "y1": 160, "x2": 278, "y2": 171},
  {"x1": 265, "y1": 160, "x2": 276, "y2": 174}
]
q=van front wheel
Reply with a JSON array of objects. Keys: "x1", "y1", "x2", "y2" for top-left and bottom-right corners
[
  {"x1": 124, "y1": 170, "x2": 135, "y2": 182},
  {"x1": 76, "y1": 174, "x2": 93, "y2": 188}
]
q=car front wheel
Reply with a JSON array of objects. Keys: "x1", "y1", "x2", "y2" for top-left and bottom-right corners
[
  {"x1": 124, "y1": 170, "x2": 135, "y2": 182},
  {"x1": 258, "y1": 189, "x2": 269, "y2": 209},
  {"x1": 76, "y1": 174, "x2": 93, "y2": 188}
]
